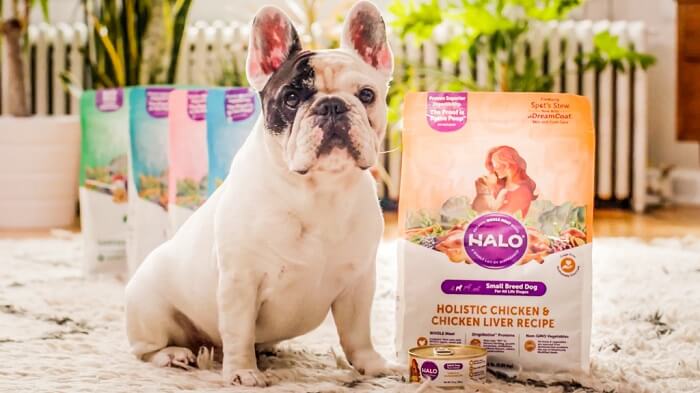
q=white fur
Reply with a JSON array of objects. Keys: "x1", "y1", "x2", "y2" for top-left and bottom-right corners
[
  {"x1": 125, "y1": 117, "x2": 396, "y2": 386},
  {"x1": 286, "y1": 51, "x2": 390, "y2": 174}
]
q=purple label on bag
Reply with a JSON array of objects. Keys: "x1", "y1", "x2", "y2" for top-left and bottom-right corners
[
  {"x1": 146, "y1": 87, "x2": 174, "y2": 118},
  {"x1": 95, "y1": 88, "x2": 123, "y2": 112},
  {"x1": 225, "y1": 88, "x2": 256, "y2": 122},
  {"x1": 441, "y1": 280, "x2": 547, "y2": 296},
  {"x1": 463, "y1": 213, "x2": 528, "y2": 269},
  {"x1": 187, "y1": 90, "x2": 208, "y2": 121},
  {"x1": 427, "y1": 92, "x2": 467, "y2": 132},
  {"x1": 444, "y1": 363, "x2": 463, "y2": 370},
  {"x1": 421, "y1": 361, "x2": 439, "y2": 380}
]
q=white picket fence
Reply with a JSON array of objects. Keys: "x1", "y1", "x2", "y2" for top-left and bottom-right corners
[{"x1": 0, "y1": 20, "x2": 649, "y2": 212}]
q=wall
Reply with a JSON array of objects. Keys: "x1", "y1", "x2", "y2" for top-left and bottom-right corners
[
  {"x1": 577, "y1": 0, "x2": 699, "y2": 169},
  {"x1": 18, "y1": 0, "x2": 389, "y2": 25}
]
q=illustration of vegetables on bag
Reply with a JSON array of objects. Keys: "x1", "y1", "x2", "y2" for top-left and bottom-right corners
[
  {"x1": 405, "y1": 145, "x2": 587, "y2": 265},
  {"x1": 84, "y1": 154, "x2": 128, "y2": 203},
  {"x1": 137, "y1": 172, "x2": 169, "y2": 208}
]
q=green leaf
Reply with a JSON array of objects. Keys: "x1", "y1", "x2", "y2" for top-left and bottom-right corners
[
  {"x1": 58, "y1": 71, "x2": 84, "y2": 98},
  {"x1": 167, "y1": 0, "x2": 192, "y2": 83},
  {"x1": 92, "y1": 15, "x2": 126, "y2": 86},
  {"x1": 634, "y1": 52, "x2": 656, "y2": 70},
  {"x1": 125, "y1": 0, "x2": 140, "y2": 83},
  {"x1": 34, "y1": 0, "x2": 50, "y2": 21},
  {"x1": 440, "y1": 195, "x2": 474, "y2": 226},
  {"x1": 85, "y1": 57, "x2": 117, "y2": 88},
  {"x1": 406, "y1": 209, "x2": 438, "y2": 229},
  {"x1": 388, "y1": 0, "x2": 442, "y2": 42},
  {"x1": 524, "y1": 0, "x2": 583, "y2": 21},
  {"x1": 582, "y1": 30, "x2": 656, "y2": 72},
  {"x1": 441, "y1": 35, "x2": 470, "y2": 63},
  {"x1": 538, "y1": 202, "x2": 574, "y2": 236}
]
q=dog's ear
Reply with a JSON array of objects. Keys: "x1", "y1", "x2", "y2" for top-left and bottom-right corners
[
  {"x1": 246, "y1": 6, "x2": 302, "y2": 91},
  {"x1": 341, "y1": 1, "x2": 394, "y2": 78}
]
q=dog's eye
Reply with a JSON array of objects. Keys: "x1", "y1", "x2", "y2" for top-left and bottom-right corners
[
  {"x1": 358, "y1": 88, "x2": 375, "y2": 104},
  {"x1": 284, "y1": 91, "x2": 301, "y2": 108}
]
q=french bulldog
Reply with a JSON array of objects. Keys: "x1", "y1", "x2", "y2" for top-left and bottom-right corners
[{"x1": 125, "y1": 1, "x2": 397, "y2": 387}]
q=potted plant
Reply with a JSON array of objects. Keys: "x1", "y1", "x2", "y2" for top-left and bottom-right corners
[
  {"x1": 74, "y1": 0, "x2": 193, "y2": 88},
  {"x1": 0, "y1": 0, "x2": 83, "y2": 229}
]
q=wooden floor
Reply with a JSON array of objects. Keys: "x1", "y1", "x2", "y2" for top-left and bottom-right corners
[{"x1": 2, "y1": 207, "x2": 700, "y2": 240}]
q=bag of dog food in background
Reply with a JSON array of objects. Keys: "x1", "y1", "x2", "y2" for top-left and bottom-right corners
[
  {"x1": 79, "y1": 88, "x2": 130, "y2": 276},
  {"x1": 168, "y1": 89, "x2": 209, "y2": 233},
  {"x1": 127, "y1": 86, "x2": 174, "y2": 275},
  {"x1": 206, "y1": 87, "x2": 259, "y2": 194},
  {"x1": 396, "y1": 92, "x2": 594, "y2": 373}
]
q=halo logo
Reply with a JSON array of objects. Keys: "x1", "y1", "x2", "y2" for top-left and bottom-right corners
[
  {"x1": 420, "y1": 361, "x2": 439, "y2": 380},
  {"x1": 464, "y1": 213, "x2": 528, "y2": 269}
]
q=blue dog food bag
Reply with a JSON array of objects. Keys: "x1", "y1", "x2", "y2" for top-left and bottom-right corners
[{"x1": 206, "y1": 87, "x2": 260, "y2": 194}]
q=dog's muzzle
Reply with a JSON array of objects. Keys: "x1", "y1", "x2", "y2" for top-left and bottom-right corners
[{"x1": 313, "y1": 97, "x2": 359, "y2": 159}]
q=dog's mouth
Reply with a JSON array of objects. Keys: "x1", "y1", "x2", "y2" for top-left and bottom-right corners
[
  {"x1": 327, "y1": 135, "x2": 345, "y2": 148},
  {"x1": 315, "y1": 119, "x2": 362, "y2": 160},
  {"x1": 291, "y1": 115, "x2": 373, "y2": 176}
]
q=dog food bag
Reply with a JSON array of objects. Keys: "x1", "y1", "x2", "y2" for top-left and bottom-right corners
[
  {"x1": 127, "y1": 86, "x2": 175, "y2": 275},
  {"x1": 396, "y1": 92, "x2": 594, "y2": 373},
  {"x1": 79, "y1": 88, "x2": 130, "y2": 276},
  {"x1": 206, "y1": 87, "x2": 259, "y2": 194},
  {"x1": 168, "y1": 89, "x2": 209, "y2": 233}
]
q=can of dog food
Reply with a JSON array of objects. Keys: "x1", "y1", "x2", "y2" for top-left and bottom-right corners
[{"x1": 408, "y1": 345, "x2": 487, "y2": 388}]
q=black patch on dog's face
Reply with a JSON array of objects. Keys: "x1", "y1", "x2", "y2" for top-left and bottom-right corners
[{"x1": 260, "y1": 51, "x2": 317, "y2": 135}]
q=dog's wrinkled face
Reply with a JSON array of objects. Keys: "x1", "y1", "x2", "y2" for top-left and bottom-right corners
[{"x1": 246, "y1": 1, "x2": 393, "y2": 175}]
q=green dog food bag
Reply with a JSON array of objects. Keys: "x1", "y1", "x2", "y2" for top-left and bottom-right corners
[{"x1": 79, "y1": 88, "x2": 130, "y2": 276}]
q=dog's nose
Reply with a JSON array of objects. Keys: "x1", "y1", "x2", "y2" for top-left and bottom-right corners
[{"x1": 315, "y1": 97, "x2": 349, "y2": 117}]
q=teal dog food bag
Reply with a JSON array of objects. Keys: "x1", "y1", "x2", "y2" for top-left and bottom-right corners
[{"x1": 127, "y1": 86, "x2": 174, "y2": 275}]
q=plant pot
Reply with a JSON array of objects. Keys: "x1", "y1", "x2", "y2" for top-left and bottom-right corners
[{"x1": 0, "y1": 116, "x2": 81, "y2": 229}]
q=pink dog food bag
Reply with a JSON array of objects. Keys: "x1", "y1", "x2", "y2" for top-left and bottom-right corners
[{"x1": 168, "y1": 89, "x2": 209, "y2": 233}]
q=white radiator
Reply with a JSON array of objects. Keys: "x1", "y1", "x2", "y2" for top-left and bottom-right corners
[
  {"x1": 2, "y1": 20, "x2": 649, "y2": 212},
  {"x1": 0, "y1": 23, "x2": 88, "y2": 116}
]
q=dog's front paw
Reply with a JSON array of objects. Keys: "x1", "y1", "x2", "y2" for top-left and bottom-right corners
[
  {"x1": 148, "y1": 347, "x2": 196, "y2": 369},
  {"x1": 350, "y1": 350, "x2": 406, "y2": 378},
  {"x1": 224, "y1": 368, "x2": 269, "y2": 387}
]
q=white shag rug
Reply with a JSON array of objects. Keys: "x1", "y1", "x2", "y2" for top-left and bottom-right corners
[{"x1": 1, "y1": 234, "x2": 699, "y2": 393}]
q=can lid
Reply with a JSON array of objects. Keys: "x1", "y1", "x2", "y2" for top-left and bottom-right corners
[
  {"x1": 408, "y1": 344, "x2": 487, "y2": 360},
  {"x1": 434, "y1": 347, "x2": 454, "y2": 356}
]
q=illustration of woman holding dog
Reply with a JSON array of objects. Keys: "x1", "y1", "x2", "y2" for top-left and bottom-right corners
[
  {"x1": 472, "y1": 146, "x2": 537, "y2": 217},
  {"x1": 409, "y1": 359, "x2": 421, "y2": 382}
]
